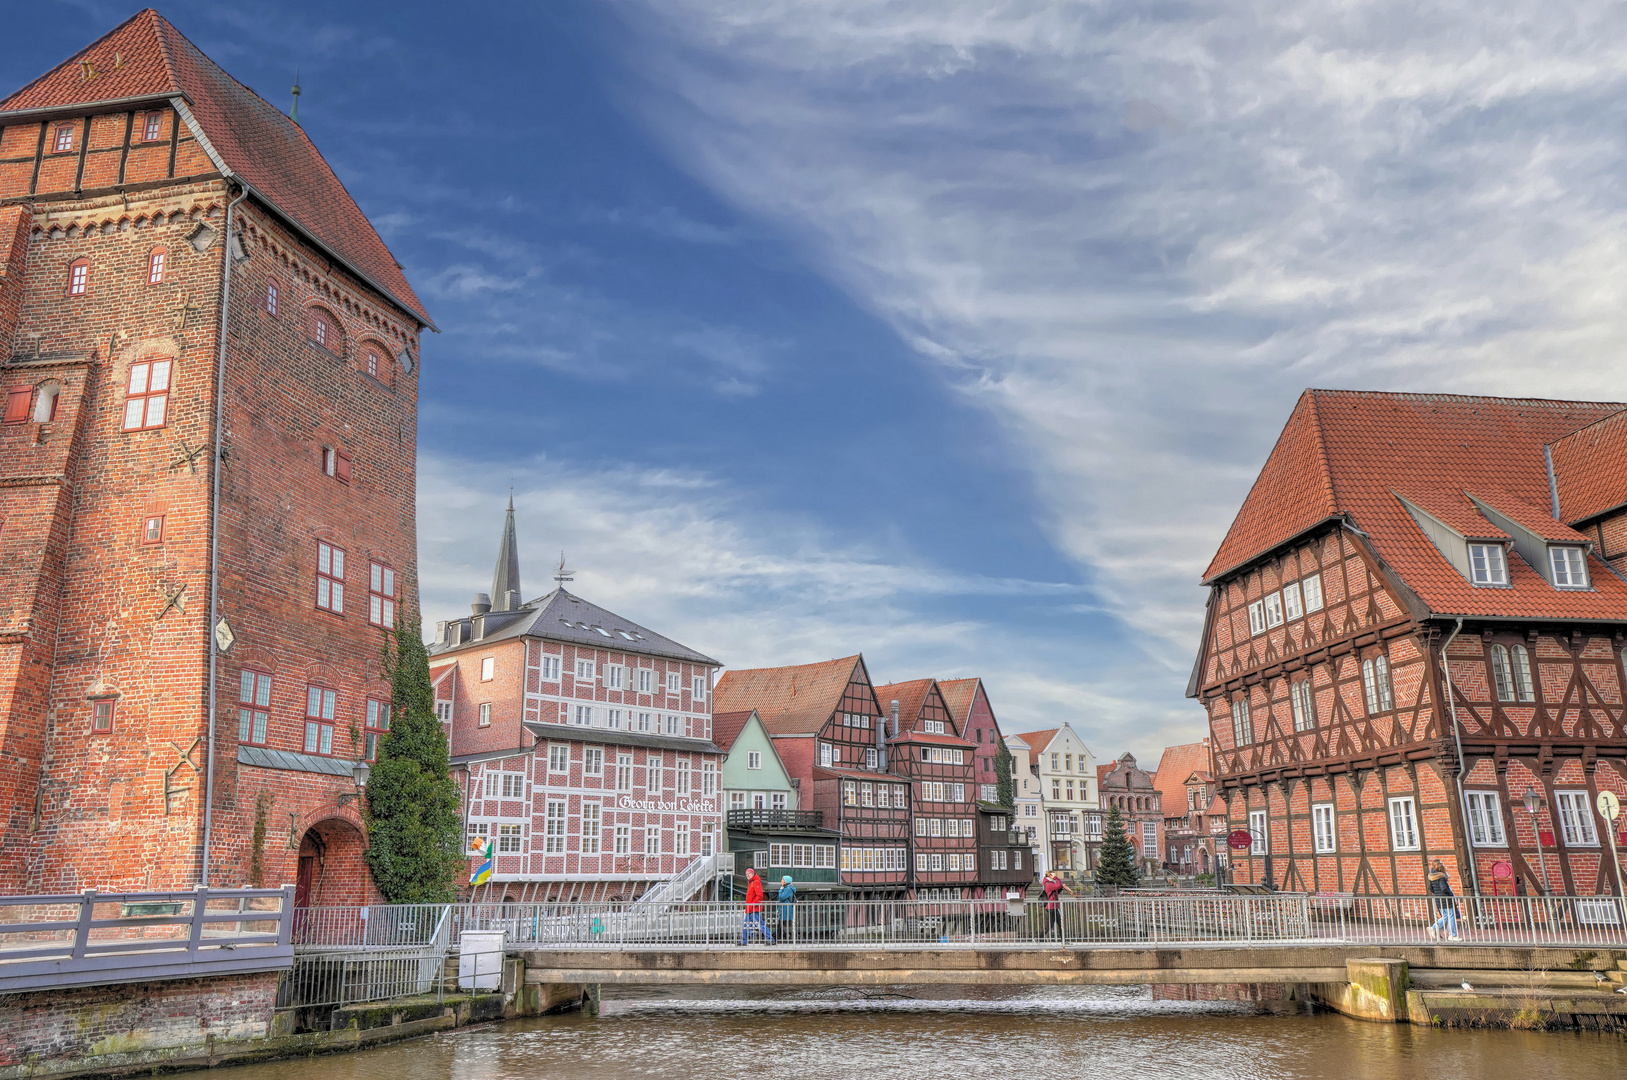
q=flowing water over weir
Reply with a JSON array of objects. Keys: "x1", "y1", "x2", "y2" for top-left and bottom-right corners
[{"x1": 200, "y1": 984, "x2": 1626, "y2": 1080}]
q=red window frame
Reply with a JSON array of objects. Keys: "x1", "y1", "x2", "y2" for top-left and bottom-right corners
[
  {"x1": 308, "y1": 309, "x2": 338, "y2": 352},
  {"x1": 304, "y1": 685, "x2": 336, "y2": 755},
  {"x1": 369, "y1": 561, "x2": 396, "y2": 627},
  {"x1": 238, "y1": 669, "x2": 271, "y2": 746},
  {"x1": 67, "y1": 258, "x2": 88, "y2": 297},
  {"x1": 53, "y1": 124, "x2": 74, "y2": 153},
  {"x1": 91, "y1": 698, "x2": 115, "y2": 734},
  {"x1": 141, "y1": 515, "x2": 165, "y2": 544},
  {"x1": 147, "y1": 247, "x2": 167, "y2": 285},
  {"x1": 320, "y1": 446, "x2": 352, "y2": 482},
  {"x1": 316, "y1": 541, "x2": 345, "y2": 614},
  {"x1": 266, "y1": 280, "x2": 280, "y2": 317},
  {"x1": 121, "y1": 359, "x2": 172, "y2": 431},
  {"x1": 365, "y1": 697, "x2": 391, "y2": 761},
  {"x1": 4, "y1": 387, "x2": 29, "y2": 424},
  {"x1": 143, "y1": 111, "x2": 162, "y2": 141}
]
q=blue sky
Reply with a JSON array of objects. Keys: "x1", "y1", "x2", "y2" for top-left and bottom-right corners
[{"x1": 14, "y1": 2, "x2": 1627, "y2": 764}]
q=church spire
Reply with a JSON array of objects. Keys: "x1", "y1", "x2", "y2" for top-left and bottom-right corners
[{"x1": 491, "y1": 494, "x2": 521, "y2": 611}]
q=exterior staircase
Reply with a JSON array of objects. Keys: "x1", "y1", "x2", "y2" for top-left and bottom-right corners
[{"x1": 634, "y1": 852, "x2": 734, "y2": 908}]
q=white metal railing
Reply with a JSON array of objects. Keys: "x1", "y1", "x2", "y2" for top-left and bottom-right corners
[
  {"x1": 294, "y1": 893, "x2": 1627, "y2": 952},
  {"x1": 633, "y1": 852, "x2": 734, "y2": 908},
  {"x1": 0, "y1": 886, "x2": 294, "y2": 994}
]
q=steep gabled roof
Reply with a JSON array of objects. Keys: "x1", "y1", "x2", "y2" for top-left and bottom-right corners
[
  {"x1": 1549, "y1": 408, "x2": 1627, "y2": 526},
  {"x1": 711, "y1": 710, "x2": 757, "y2": 754},
  {"x1": 1202, "y1": 390, "x2": 1627, "y2": 620},
  {"x1": 1151, "y1": 741, "x2": 1211, "y2": 814},
  {"x1": 1020, "y1": 728, "x2": 1062, "y2": 753},
  {"x1": 1, "y1": 9, "x2": 431, "y2": 327},
  {"x1": 714, "y1": 655, "x2": 869, "y2": 737},
  {"x1": 428, "y1": 586, "x2": 719, "y2": 666},
  {"x1": 872, "y1": 678, "x2": 939, "y2": 733},
  {"x1": 937, "y1": 677, "x2": 989, "y2": 731}
]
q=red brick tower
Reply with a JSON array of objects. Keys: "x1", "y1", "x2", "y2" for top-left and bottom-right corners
[{"x1": 0, "y1": 10, "x2": 432, "y2": 899}]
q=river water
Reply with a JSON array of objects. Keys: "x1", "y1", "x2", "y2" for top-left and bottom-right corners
[{"x1": 216, "y1": 985, "x2": 1626, "y2": 1080}]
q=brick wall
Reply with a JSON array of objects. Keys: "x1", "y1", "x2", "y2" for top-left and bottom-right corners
[{"x1": 0, "y1": 971, "x2": 279, "y2": 1066}]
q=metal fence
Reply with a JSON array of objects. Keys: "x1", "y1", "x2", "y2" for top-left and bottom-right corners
[
  {"x1": 295, "y1": 893, "x2": 1627, "y2": 952},
  {"x1": 275, "y1": 946, "x2": 449, "y2": 1010},
  {"x1": 0, "y1": 886, "x2": 294, "y2": 994}
]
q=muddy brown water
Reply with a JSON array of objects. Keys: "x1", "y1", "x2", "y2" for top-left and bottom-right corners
[{"x1": 214, "y1": 985, "x2": 1627, "y2": 1079}]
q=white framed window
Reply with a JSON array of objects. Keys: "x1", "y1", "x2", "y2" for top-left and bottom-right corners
[
  {"x1": 1141, "y1": 821, "x2": 1158, "y2": 857},
  {"x1": 1373, "y1": 655, "x2": 1393, "y2": 710},
  {"x1": 1550, "y1": 546, "x2": 1588, "y2": 588},
  {"x1": 548, "y1": 744, "x2": 568, "y2": 773},
  {"x1": 1387, "y1": 797, "x2": 1419, "y2": 851},
  {"x1": 121, "y1": 358, "x2": 172, "y2": 431},
  {"x1": 480, "y1": 656, "x2": 494, "y2": 681},
  {"x1": 496, "y1": 823, "x2": 522, "y2": 853},
  {"x1": 477, "y1": 702, "x2": 491, "y2": 726},
  {"x1": 1264, "y1": 592, "x2": 1284, "y2": 628},
  {"x1": 676, "y1": 759, "x2": 690, "y2": 792},
  {"x1": 1247, "y1": 600, "x2": 1266, "y2": 636},
  {"x1": 1464, "y1": 791, "x2": 1505, "y2": 847},
  {"x1": 647, "y1": 755, "x2": 663, "y2": 792},
  {"x1": 676, "y1": 827, "x2": 690, "y2": 856},
  {"x1": 539, "y1": 655, "x2": 561, "y2": 681},
  {"x1": 819, "y1": 742, "x2": 833, "y2": 768},
  {"x1": 1555, "y1": 790, "x2": 1598, "y2": 846},
  {"x1": 747, "y1": 751, "x2": 762, "y2": 770},
  {"x1": 606, "y1": 664, "x2": 625, "y2": 689},
  {"x1": 666, "y1": 671, "x2": 681, "y2": 694},
  {"x1": 576, "y1": 659, "x2": 595, "y2": 681},
  {"x1": 1290, "y1": 679, "x2": 1313, "y2": 732},
  {"x1": 915, "y1": 853, "x2": 928, "y2": 873},
  {"x1": 692, "y1": 675, "x2": 706, "y2": 699},
  {"x1": 930, "y1": 853, "x2": 944, "y2": 871},
  {"x1": 638, "y1": 668, "x2": 654, "y2": 693},
  {"x1": 315, "y1": 541, "x2": 345, "y2": 614},
  {"x1": 583, "y1": 747, "x2": 603, "y2": 775},
  {"x1": 436, "y1": 701, "x2": 452, "y2": 722},
  {"x1": 646, "y1": 825, "x2": 661, "y2": 856},
  {"x1": 616, "y1": 753, "x2": 633, "y2": 792},
  {"x1": 1248, "y1": 809, "x2": 1268, "y2": 854},
  {"x1": 1312, "y1": 803, "x2": 1336, "y2": 853},
  {"x1": 1490, "y1": 645, "x2": 1515, "y2": 702},
  {"x1": 545, "y1": 801, "x2": 566, "y2": 853},
  {"x1": 580, "y1": 803, "x2": 601, "y2": 853},
  {"x1": 1302, "y1": 573, "x2": 1324, "y2": 612},
  {"x1": 614, "y1": 825, "x2": 630, "y2": 855},
  {"x1": 701, "y1": 761, "x2": 715, "y2": 795},
  {"x1": 951, "y1": 782, "x2": 965, "y2": 802},
  {"x1": 1468, "y1": 543, "x2": 1508, "y2": 585},
  {"x1": 1283, "y1": 581, "x2": 1303, "y2": 620},
  {"x1": 1231, "y1": 698, "x2": 1252, "y2": 746},
  {"x1": 866, "y1": 748, "x2": 879, "y2": 769},
  {"x1": 635, "y1": 711, "x2": 651, "y2": 732},
  {"x1": 1510, "y1": 644, "x2": 1536, "y2": 703},
  {"x1": 574, "y1": 704, "x2": 592, "y2": 726},
  {"x1": 914, "y1": 817, "x2": 928, "y2": 836},
  {"x1": 605, "y1": 708, "x2": 623, "y2": 729},
  {"x1": 730, "y1": 791, "x2": 746, "y2": 810},
  {"x1": 772, "y1": 791, "x2": 787, "y2": 809},
  {"x1": 860, "y1": 782, "x2": 874, "y2": 807}
]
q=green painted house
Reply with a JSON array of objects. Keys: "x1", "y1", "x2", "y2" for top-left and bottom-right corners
[{"x1": 716, "y1": 709, "x2": 843, "y2": 893}]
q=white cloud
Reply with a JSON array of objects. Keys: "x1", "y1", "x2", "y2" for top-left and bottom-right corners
[{"x1": 592, "y1": 0, "x2": 1627, "y2": 754}]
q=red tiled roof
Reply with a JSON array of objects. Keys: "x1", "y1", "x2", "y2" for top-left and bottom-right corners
[
  {"x1": 1, "y1": 10, "x2": 431, "y2": 327},
  {"x1": 1394, "y1": 489, "x2": 1510, "y2": 541},
  {"x1": 1203, "y1": 390, "x2": 1627, "y2": 620},
  {"x1": 1151, "y1": 741, "x2": 1211, "y2": 814},
  {"x1": 711, "y1": 710, "x2": 756, "y2": 754},
  {"x1": 714, "y1": 656, "x2": 865, "y2": 736},
  {"x1": 936, "y1": 678, "x2": 980, "y2": 725},
  {"x1": 1550, "y1": 408, "x2": 1627, "y2": 525},
  {"x1": 1096, "y1": 762, "x2": 1113, "y2": 785},
  {"x1": 1018, "y1": 728, "x2": 1062, "y2": 753},
  {"x1": 872, "y1": 679, "x2": 936, "y2": 733},
  {"x1": 1466, "y1": 488, "x2": 1592, "y2": 544}
]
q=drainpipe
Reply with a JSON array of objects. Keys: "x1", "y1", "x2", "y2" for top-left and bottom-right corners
[
  {"x1": 1438, "y1": 617, "x2": 1481, "y2": 897},
  {"x1": 201, "y1": 182, "x2": 250, "y2": 887}
]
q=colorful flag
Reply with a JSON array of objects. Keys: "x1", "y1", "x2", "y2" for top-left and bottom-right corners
[{"x1": 469, "y1": 835, "x2": 494, "y2": 885}]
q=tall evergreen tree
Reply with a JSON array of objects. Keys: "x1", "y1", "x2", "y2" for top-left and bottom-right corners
[
  {"x1": 1095, "y1": 804, "x2": 1140, "y2": 890},
  {"x1": 994, "y1": 737, "x2": 1015, "y2": 809},
  {"x1": 364, "y1": 617, "x2": 465, "y2": 903}
]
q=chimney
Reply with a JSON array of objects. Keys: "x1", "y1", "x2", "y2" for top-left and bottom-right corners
[
  {"x1": 506, "y1": 589, "x2": 521, "y2": 610},
  {"x1": 875, "y1": 702, "x2": 888, "y2": 770},
  {"x1": 891, "y1": 699, "x2": 900, "y2": 737},
  {"x1": 471, "y1": 592, "x2": 491, "y2": 616},
  {"x1": 435, "y1": 620, "x2": 447, "y2": 645}
]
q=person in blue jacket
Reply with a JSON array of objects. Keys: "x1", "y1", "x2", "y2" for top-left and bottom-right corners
[{"x1": 777, "y1": 876, "x2": 797, "y2": 941}]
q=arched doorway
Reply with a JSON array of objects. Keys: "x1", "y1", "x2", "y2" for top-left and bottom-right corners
[{"x1": 292, "y1": 817, "x2": 369, "y2": 907}]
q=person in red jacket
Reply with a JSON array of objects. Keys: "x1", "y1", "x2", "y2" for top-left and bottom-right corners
[{"x1": 739, "y1": 867, "x2": 776, "y2": 945}]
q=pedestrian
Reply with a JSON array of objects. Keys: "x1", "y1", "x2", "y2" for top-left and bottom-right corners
[
  {"x1": 1041, "y1": 870, "x2": 1072, "y2": 939},
  {"x1": 740, "y1": 867, "x2": 776, "y2": 946},
  {"x1": 777, "y1": 876, "x2": 796, "y2": 942},
  {"x1": 1426, "y1": 860, "x2": 1461, "y2": 942}
]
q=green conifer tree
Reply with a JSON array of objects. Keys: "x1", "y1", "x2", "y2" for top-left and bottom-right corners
[
  {"x1": 1094, "y1": 803, "x2": 1140, "y2": 890},
  {"x1": 994, "y1": 737, "x2": 1016, "y2": 809},
  {"x1": 364, "y1": 617, "x2": 465, "y2": 903}
]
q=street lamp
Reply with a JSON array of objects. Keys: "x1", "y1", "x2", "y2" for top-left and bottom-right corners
[
  {"x1": 1523, "y1": 786, "x2": 1550, "y2": 896},
  {"x1": 338, "y1": 759, "x2": 371, "y2": 806}
]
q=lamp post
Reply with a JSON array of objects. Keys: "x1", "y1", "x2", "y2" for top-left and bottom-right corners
[
  {"x1": 1524, "y1": 786, "x2": 1550, "y2": 896},
  {"x1": 338, "y1": 759, "x2": 371, "y2": 807}
]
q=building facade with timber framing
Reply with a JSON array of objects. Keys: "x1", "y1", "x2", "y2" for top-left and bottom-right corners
[{"x1": 1189, "y1": 390, "x2": 1627, "y2": 897}]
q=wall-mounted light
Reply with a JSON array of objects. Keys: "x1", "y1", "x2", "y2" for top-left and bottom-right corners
[{"x1": 337, "y1": 758, "x2": 371, "y2": 806}]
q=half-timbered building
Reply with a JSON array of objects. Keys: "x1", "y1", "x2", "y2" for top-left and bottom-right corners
[
  {"x1": 1190, "y1": 391, "x2": 1627, "y2": 896},
  {"x1": 876, "y1": 679, "x2": 979, "y2": 897},
  {"x1": 714, "y1": 656, "x2": 911, "y2": 899},
  {"x1": 432, "y1": 504, "x2": 725, "y2": 902},
  {"x1": 939, "y1": 677, "x2": 1005, "y2": 804}
]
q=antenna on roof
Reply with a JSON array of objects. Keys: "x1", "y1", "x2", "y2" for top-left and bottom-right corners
[
  {"x1": 553, "y1": 552, "x2": 574, "y2": 587},
  {"x1": 290, "y1": 69, "x2": 302, "y2": 124}
]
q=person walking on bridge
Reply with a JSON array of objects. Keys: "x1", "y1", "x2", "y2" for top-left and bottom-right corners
[
  {"x1": 740, "y1": 867, "x2": 776, "y2": 945},
  {"x1": 777, "y1": 876, "x2": 797, "y2": 943},
  {"x1": 1426, "y1": 860, "x2": 1462, "y2": 942},
  {"x1": 1041, "y1": 871, "x2": 1072, "y2": 939}
]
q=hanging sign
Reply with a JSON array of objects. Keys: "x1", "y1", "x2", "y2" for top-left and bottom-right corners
[
  {"x1": 1598, "y1": 790, "x2": 1621, "y2": 822},
  {"x1": 1227, "y1": 829, "x2": 1254, "y2": 851},
  {"x1": 213, "y1": 617, "x2": 235, "y2": 653}
]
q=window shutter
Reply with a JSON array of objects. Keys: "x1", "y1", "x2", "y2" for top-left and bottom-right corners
[
  {"x1": 335, "y1": 451, "x2": 352, "y2": 482},
  {"x1": 4, "y1": 388, "x2": 31, "y2": 423}
]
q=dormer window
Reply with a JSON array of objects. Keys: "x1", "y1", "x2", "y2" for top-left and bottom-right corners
[
  {"x1": 1550, "y1": 546, "x2": 1588, "y2": 588},
  {"x1": 1468, "y1": 543, "x2": 1507, "y2": 585}
]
